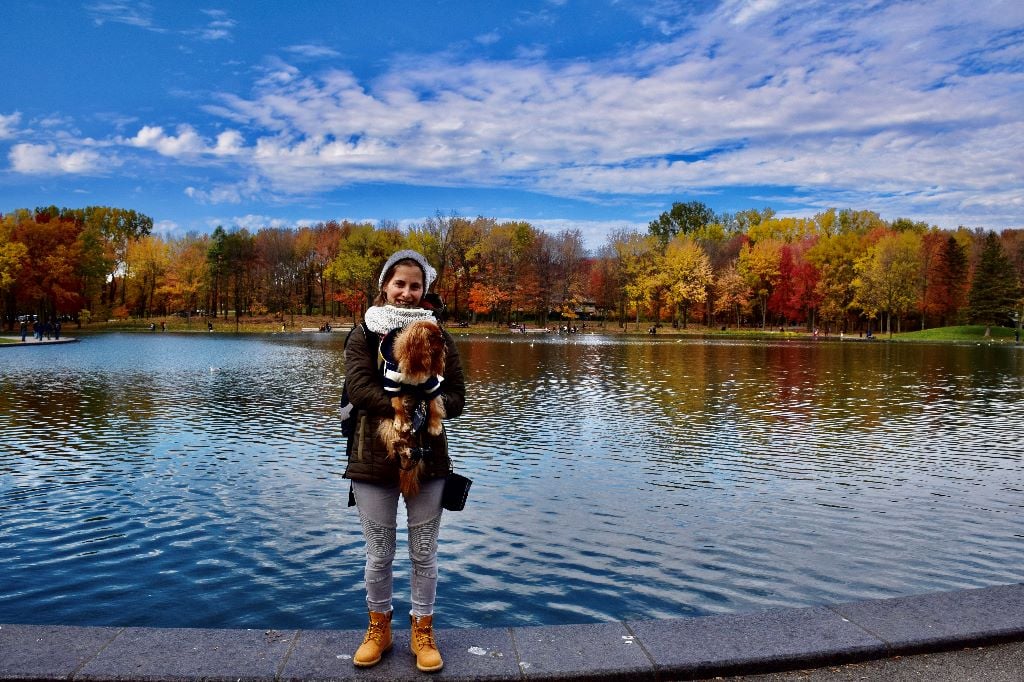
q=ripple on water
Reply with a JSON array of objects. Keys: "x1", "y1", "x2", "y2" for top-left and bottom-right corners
[{"x1": 1, "y1": 334, "x2": 1023, "y2": 629}]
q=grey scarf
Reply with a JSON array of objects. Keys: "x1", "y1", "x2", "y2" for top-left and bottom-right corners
[{"x1": 363, "y1": 305, "x2": 436, "y2": 335}]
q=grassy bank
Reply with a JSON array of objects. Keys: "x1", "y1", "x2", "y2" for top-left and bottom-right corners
[
  {"x1": 891, "y1": 325, "x2": 1019, "y2": 343},
  {"x1": 13, "y1": 318, "x2": 1020, "y2": 344}
]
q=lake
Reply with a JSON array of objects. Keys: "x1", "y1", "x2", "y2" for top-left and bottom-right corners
[{"x1": 1, "y1": 331, "x2": 1022, "y2": 630}]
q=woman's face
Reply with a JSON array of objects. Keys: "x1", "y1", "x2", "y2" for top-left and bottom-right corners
[{"x1": 383, "y1": 263, "x2": 425, "y2": 307}]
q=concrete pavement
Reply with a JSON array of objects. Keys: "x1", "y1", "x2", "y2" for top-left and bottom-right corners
[{"x1": 2, "y1": 583, "x2": 1023, "y2": 681}]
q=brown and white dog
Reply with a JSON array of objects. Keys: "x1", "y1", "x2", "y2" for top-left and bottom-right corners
[{"x1": 376, "y1": 319, "x2": 447, "y2": 496}]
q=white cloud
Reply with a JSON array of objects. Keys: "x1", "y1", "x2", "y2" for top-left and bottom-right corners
[
  {"x1": 66, "y1": 1, "x2": 1024, "y2": 230},
  {"x1": 717, "y1": 0, "x2": 784, "y2": 26},
  {"x1": 198, "y1": 27, "x2": 232, "y2": 40},
  {"x1": 128, "y1": 125, "x2": 205, "y2": 156},
  {"x1": 127, "y1": 125, "x2": 245, "y2": 158},
  {"x1": 8, "y1": 143, "x2": 108, "y2": 174},
  {"x1": 193, "y1": 10, "x2": 236, "y2": 42},
  {"x1": 212, "y1": 130, "x2": 245, "y2": 156},
  {"x1": 86, "y1": 1, "x2": 162, "y2": 30},
  {"x1": 205, "y1": 214, "x2": 292, "y2": 231},
  {"x1": 152, "y1": 219, "x2": 180, "y2": 237},
  {"x1": 87, "y1": 3, "x2": 234, "y2": 40},
  {"x1": 9, "y1": 143, "x2": 105, "y2": 174},
  {"x1": 184, "y1": 176, "x2": 262, "y2": 204},
  {"x1": 0, "y1": 111, "x2": 20, "y2": 139},
  {"x1": 475, "y1": 31, "x2": 501, "y2": 46},
  {"x1": 285, "y1": 44, "x2": 342, "y2": 59}
]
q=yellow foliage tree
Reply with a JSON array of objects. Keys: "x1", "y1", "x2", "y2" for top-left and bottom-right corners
[
  {"x1": 737, "y1": 239, "x2": 783, "y2": 328},
  {"x1": 852, "y1": 231, "x2": 923, "y2": 336},
  {"x1": 663, "y1": 235, "x2": 713, "y2": 327}
]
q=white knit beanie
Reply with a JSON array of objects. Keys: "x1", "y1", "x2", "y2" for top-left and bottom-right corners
[{"x1": 378, "y1": 249, "x2": 437, "y2": 292}]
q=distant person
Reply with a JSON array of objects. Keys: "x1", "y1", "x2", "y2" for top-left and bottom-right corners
[
  {"x1": 54, "y1": 321, "x2": 61, "y2": 340},
  {"x1": 207, "y1": 321, "x2": 214, "y2": 332},
  {"x1": 20, "y1": 321, "x2": 27, "y2": 342},
  {"x1": 33, "y1": 320, "x2": 41, "y2": 341}
]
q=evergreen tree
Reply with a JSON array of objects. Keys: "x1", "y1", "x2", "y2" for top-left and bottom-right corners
[
  {"x1": 934, "y1": 236, "x2": 968, "y2": 326},
  {"x1": 966, "y1": 232, "x2": 1022, "y2": 336}
]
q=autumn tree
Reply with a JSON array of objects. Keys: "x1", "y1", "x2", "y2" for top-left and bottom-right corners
[
  {"x1": 768, "y1": 242, "x2": 821, "y2": 328},
  {"x1": 164, "y1": 234, "x2": 209, "y2": 324},
  {"x1": 551, "y1": 229, "x2": 587, "y2": 324},
  {"x1": 663, "y1": 235, "x2": 713, "y2": 327},
  {"x1": 124, "y1": 235, "x2": 170, "y2": 317},
  {"x1": 852, "y1": 231, "x2": 922, "y2": 336},
  {"x1": 312, "y1": 221, "x2": 344, "y2": 315},
  {"x1": 609, "y1": 230, "x2": 659, "y2": 326},
  {"x1": 435, "y1": 217, "x2": 488, "y2": 321},
  {"x1": 524, "y1": 229, "x2": 553, "y2": 326},
  {"x1": 926, "y1": 235, "x2": 969, "y2": 327},
  {"x1": 737, "y1": 239, "x2": 782, "y2": 328},
  {"x1": 470, "y1": 221, "x2": 537, "y2": 324},
  {"x1": 291, "y1": 226, "x2": 317, "y2": 315},
  {"x1": 807, "y1": 231, "x2": 864, "y2": 332},
  {"x1": 8, "y1": 210, "x2": 84, "y2": 322},
  {"x1": 325, "y1": 223, "x2": 402, "y2": 312},
  {"x1": 746, "y1": 216, "x2": 818, "y2": 244},
  {"x1": 713, "y1": 264, "x2": 751, "y2": 328},
  {"x1": 466, "y1": 280, "x2": 511, "y2": 323},
  {"x1": 915, "y1": 230, "x2": 946, "y2": 328},
  {"x1": 591, "y1": 240, "x2": 631, "y2": 326},
  {"x1": 0, "y1": 222, "x2": 29, "y2": 329},
  {"x1": 837, "y1": 209, "x2": 888, "y2": 236},
  {"x1": 254, "y1": 227, "x2": 300, "y2": 321},
  {"x1": 82, "y1": 206, "x2": 153, "y2": 307}
]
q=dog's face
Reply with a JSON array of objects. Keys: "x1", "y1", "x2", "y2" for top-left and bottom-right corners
[{"x1": 394, "y1": 320, "x2": 446, "y2": 378}]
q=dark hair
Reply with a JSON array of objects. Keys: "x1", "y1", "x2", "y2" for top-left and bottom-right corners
[
  {"x1": 373, "y1": 257, "x2": 427, "y2": 305},
  {"x1": 423, "y1": 293, "x2": 446, "y2": 321}
]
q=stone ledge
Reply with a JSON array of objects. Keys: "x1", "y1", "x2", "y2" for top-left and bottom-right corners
[{"x1": 2, "y1": 583, "x2": 1023, "y2": 681}]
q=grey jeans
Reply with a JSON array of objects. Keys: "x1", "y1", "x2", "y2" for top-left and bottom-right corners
[{"x1": 352, "y1": 478, "x2": 444, "y2": 616}]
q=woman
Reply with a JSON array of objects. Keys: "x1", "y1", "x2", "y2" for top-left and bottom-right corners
[{"x1": 342, "y1": 249, "x2": 465, "y2": 673}]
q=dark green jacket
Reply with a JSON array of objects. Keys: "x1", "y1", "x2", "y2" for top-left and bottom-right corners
[{"x1": 342, "y1": 322, "x2": 465, "y2": 484}]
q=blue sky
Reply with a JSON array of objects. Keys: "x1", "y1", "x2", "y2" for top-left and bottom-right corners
[{"x1": 2, "y1": 1, "x2": 1022, "y2": 249}]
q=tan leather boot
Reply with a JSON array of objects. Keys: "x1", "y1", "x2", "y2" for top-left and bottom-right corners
[
  {"x1": 409, "y1": 614, "x2": 443, "y2": 672},
  {"x1": 353, "y1": 610, "x2": 392, "y2": 667}
]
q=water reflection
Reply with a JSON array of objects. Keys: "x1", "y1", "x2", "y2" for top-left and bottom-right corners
[{"x1": 1, "y1": 333, "x2": 1022, "y2": 630}]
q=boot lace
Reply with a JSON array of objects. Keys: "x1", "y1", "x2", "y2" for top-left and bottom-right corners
[
  {"x1": 412, "y1": 622, "x2": 437, "y2": 650},
  {"x1": 364, "y1": 617, "x2": 387, "y2": 644}
]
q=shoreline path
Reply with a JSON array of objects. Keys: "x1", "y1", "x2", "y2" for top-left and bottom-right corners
[{"x1": 2, "y1": 583, "x2": 1022, "y2": 681}]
